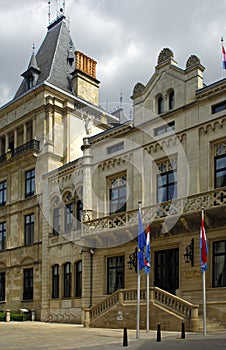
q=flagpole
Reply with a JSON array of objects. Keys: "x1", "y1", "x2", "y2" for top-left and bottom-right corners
[
  {"x1": 136, "y1": 201, "x2": 142, "y2": 339},
  {"x1": 146, "y1": 272, "x2": 149, "y2": 332},
  {"x1": 201, "y1": 207, "x2": 207, "y2": 336}
]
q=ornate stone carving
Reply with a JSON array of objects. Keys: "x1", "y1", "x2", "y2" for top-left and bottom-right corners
[
  {"x1": 186, "y1": 55, "x2": 200, "y2": 69},
  {"x1": 157, "y1": 48, "x2": 174, "y2": 65},
  {"x1": 133, "y1": 82, "x2": 145, "y2": 96}
]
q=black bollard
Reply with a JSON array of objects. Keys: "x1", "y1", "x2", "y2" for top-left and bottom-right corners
[
  {"x1": 157, "y1": 323, "x2": 161, "y2": 342},
  {"x1": 181, "y1": 322, "x2": 185, "y2": 339},
  {"x1": 123, "y1": 327, "x2": 128, "y2": 347}
]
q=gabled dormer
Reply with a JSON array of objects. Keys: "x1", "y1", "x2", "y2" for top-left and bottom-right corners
[{"x1": 21, "y1": 48, "x2": 41, "y2": 91}]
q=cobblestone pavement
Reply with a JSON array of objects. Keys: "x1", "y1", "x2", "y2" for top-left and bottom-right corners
[{"x1": 0, "y1": 322, "x2": 226, "y2": 350}]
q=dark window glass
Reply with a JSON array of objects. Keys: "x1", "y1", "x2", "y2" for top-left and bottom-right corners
[
  {"x1": 23, "y1": 268, "x2": 33, "y2": 300},
  {"x1": 52, "y1": 264, "x2": 59, "y2": 298},
  {"x1": 212, "y1": 101, "x2": 226, "y2": 114},
  {"x1": 24, "y1": 214, "x2": 34, "y2": 245},
  {"x1": 65, "y1": 203, "x2": 73, "y2": 231},
  {"x1": 154, "y1": 122, "x2": 175, "y2": 136},
  {"x1": 109, "y1": 175, "x2": 126, "y2": 214},
  {"x1": 25, "y1": 169, "x2": 35, "y2": 198},
  {"x1": 63, "y1": 262, "x2": 71, "y2": 297},
  {"x1": 107, "y1": 142, "x2": 124, "y2": 154},
  {"x1": 158, "y1": 96, "x2": 164, "y2": 114},
  {"x1": 213, "y1": 241, "x2": 226, "y2": 287},
  {"x1": 169, "y1": 91, "x2": 174, "y2": 110},
  {"x1": 215, "y1": 154, "x2": 226, "y2": 188},
  {"x1": 0, "y1": 222, "x2": 6, "y2": 250},
  {"x1": 107, "y1": 256, "x2": 124, "y2": 294},
  {"x1": 0, "y1": 181, "x2": 6, "y2": 206},
  {"x1": 53, "y1": 207, "x2": 61, "y2": 235},
  {"x1": 76, "y1": 200, "x2": 83, "y2": 229},
  {"x1": 157, "y1": 170, "x2": 177, "y2": 203},
  {"x1": 75, "y1": 260, "x2": 82, "y2": 297},
  {"x1": 0, "y1": 272, "x2": 5, "y2": 301}
]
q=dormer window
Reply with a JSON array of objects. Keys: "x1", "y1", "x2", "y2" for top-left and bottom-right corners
[
  {"x1": 157, "y1": 95, "x2": 164, "y2": 114},
  {"x1": 169, "y1": 90, "x2": 174, "y2": 110}
]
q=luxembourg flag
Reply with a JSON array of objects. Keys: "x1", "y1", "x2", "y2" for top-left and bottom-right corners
[
  {"x1": 222, "y1": 38, "x2": 226, "y2": 69},
  {"x1": 144, "y1": 224, "x2": 151, "y2": 274},
  {"x1": 200, "y1": 209, "x2": 208, "y2": 272}
]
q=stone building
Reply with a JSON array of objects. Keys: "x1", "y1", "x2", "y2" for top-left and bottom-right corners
[{"x1": 0, "y1": 12, "x2": 226, "y2": 332}]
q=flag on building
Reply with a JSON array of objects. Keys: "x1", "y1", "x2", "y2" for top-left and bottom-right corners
[
  {"x1": 221, "y1": 38, "x2": 226, "y2": 69},
  {"x1": 138, "y1": 208, "x2": 146, "y2": 271},
  {"x1": 200, "y1": 210, "x2": 208, "y2": 272},
  {"x1": 144, "y1": 224, "x2": 150, "y2": 274}
]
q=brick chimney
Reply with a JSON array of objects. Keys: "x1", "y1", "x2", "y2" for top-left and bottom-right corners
[{"x1": 72, "y1": 51, "x2": 100, "y2": 105}]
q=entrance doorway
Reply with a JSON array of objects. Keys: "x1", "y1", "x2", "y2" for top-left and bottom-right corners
[{"x1": 154, "y1": 248, "x2": 179, "y2": 294}]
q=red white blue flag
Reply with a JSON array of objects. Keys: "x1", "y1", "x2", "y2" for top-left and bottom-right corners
[
  {"x1": 144, "y1": 224, "x2": 150, "y2": 274},
  {"x1": 138, "y1": 208, "x2": 146, "y2": 271},
  {"x1": 222, "y1": 38, "x2": 226, "y2": 69},
  {"x1": 200, "y1": 210, "x2": 208, "y2": 272}
]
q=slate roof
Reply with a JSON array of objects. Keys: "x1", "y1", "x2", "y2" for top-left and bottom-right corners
[{"x1": 14, "y1": 15, "x2": 75, "y2": 98}]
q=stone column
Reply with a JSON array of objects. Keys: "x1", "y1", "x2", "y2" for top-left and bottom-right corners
[
  {"x1": 5, "y1": 133, "x2": 9, "y2": 153},
  {"x1": 81, "y1": 138, "x2": 93, "y2": 223},
  {"x1": 23, "y1": 123, "x2": 27, "y2": 144},
  {"x1": 14, "y1": 129, "x2": 18, "y2": 149}
]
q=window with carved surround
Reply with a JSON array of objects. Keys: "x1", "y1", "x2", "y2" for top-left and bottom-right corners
[
  {"x1": 157, "y1": 157, "x2": 177, "y2": 203},
  {"x1": 108, "y1": 173, "x2": 127, "y2": 214},
  {"x1": 214, "y1": 142, "x2": 226, "y2": 188},
  {"x1": 107, "y1": 256, "x2": 124, "y2": 294},
  {"x1": 64, "y1": 192, "x2": 73, "y2": 232}
]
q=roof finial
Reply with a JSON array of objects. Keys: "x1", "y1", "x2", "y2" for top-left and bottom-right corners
[
  {"x1": 32, "y1": 42, "x2": 36, "y2": 54},
  {"x1": 63, "y1": 0, "x2": 66, "y2": 14}
]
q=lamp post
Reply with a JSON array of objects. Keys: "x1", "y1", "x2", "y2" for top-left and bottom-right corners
[
  {"x1": 127, "y1": 248, "x2": 137, "y2": 273},
  {"x1": 184, "y1": 238, "x2": 194, "y2": 267}
]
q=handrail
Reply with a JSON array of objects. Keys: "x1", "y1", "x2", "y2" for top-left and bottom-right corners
[
  {"x1": 83, "y1": 186, "x2": 226, "y2": 235},
  {"x1": 88, "y1": 287, "x2": 199, "y2": 323}
]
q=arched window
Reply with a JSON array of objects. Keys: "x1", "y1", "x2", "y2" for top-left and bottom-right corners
[
  {"x1": 157, "y1": 95, "x2": 164, "y2": 114},
  {"x1": 52, "y1": 264, "x2": 59, "y2": 298},
  {"x1": 169, "y1": 90, "x2": 174, "y2": 110},
  {"x1": 76, "y1": 200, "x2": 83, "y2": 229},
  {"x1": 64, "y1": 192, "x2": 73, "y2": 232}
]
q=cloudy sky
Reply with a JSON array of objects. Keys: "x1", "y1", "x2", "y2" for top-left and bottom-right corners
[{"x1": 1, "y1": 0, "x2": 226, "y2": 111}]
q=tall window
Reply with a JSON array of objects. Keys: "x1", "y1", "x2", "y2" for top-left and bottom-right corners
[
  {"x1": 64, "y1": 193, "x2": 73, "y2": 232},
  {"x1": 52, "y1": 264, "x2": 59, "y2": 298},
  {"x1": 25, "y1": 169, "x2": 35, "y2": 198},
  {"x1": 24, "y1": 214, "x2": 34, "y2": 245},
  {"x1": 215, "y1": 154, "x2": 226, "y2": 188},
  {"x1": 0, "y1": 272, "x2": 5, "y2": 301},
  {"x1": 157, "y1": 159, "x2": 177, "y2": 203},
  {"x1": 23, "y1": 268, "x2": 33, "y2": 300},
  {"x1": 0, "y1": 181, "x2": 6, "y2": 206},
  {"x1": 107, "y1": 256, "x2": 124, "y2": 294},
  {"x1": 169, "y1": 91, "x2": 174, "y2": 110},
  {"x1": 76, "y1": 200, "x2": 83, "y2": 229},
  {"x1": 109, "y1": 174, "x2": 127, "y2": 214},
  {"x1": 0, "y1": 222, "x2": 6, "y2": 250},
  {"x1": 157, "y1": 95, "x2": 164, "y2": 114},
  {"x1": 75, "y1": 260, "x2": 82, "y2": 297},
  {"x1": 63, "y1": 262, "x2": 71, "y2": 297},
  {"x1": 53, "y1": 207, "x2": 61, "y2": 235},
  {"x1": 213, "y1": 241, "x2": 226, "y2": 287}
]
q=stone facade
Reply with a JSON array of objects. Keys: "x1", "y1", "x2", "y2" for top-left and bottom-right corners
[{"x1": 0, "y1": 13, "x2": 226, "y2": 332}]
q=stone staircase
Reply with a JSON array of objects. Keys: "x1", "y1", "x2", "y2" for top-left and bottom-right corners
[{"x1": 84, "y1": 287, "x2": 200, "y2": 331}]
